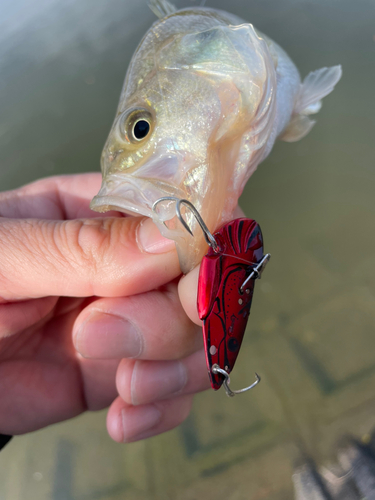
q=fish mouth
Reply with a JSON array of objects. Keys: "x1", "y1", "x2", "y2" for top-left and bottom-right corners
[{"x1": 90, "y1": 174, "x2": 186, "y2": 223}]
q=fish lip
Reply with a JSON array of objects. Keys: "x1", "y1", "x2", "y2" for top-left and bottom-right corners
[
  {"x1": 90, "y1": 174, "x2": 185, "y2": 221},
  {"x1": 90, "y1": 194, "x2": 152, "y2": 217}
]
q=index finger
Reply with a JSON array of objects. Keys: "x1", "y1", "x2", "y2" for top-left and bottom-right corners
[{"x1": 0, "y1": 216, "x2": 179, "y2": 300}]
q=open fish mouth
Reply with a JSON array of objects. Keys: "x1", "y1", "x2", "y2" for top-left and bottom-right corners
[{"x1": 90, "y1": 173, "x2": 186, "y2": 223}]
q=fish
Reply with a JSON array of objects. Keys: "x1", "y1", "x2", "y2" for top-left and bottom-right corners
[{"x1": 90, "y1": 0, "x2": 342, "y2": 273}]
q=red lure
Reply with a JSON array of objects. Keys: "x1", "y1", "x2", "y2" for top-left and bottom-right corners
[{"x1": 197, "y1": 218, "x2": 265, "y2": 391}]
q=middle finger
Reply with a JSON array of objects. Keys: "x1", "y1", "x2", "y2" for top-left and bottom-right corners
[{"x1": 72, "y1": 282, "x2": 202, "y2": 361}]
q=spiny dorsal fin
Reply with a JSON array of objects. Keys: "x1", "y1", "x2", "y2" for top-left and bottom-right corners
[{"x1": 148, "y1": 0, "x2": 177, "y2": 19}]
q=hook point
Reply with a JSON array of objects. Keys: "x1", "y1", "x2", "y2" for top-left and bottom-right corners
[{"x1": 212, "y1": 364, "x2": 261, "y2": 397}]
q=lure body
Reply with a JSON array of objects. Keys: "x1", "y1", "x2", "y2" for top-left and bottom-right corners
[{"x1": 197, "y1": 218, "x2": 264, "y2": 390}]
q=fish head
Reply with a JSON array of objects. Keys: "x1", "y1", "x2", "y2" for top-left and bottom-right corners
[{"x1": 91, "y1": 19, "x2": 276, "y2": 272}]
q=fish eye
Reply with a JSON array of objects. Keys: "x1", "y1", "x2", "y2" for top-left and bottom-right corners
[
  {"x1": 133, "y1": 119, "x2": 150, "y2": 141},
  {"x1": 120, "y1": 108, "x2": 153, "y2": 144}
]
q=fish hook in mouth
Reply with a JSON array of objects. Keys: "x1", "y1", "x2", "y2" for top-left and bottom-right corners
[{"x1": 152, "y1": 196, "x2": 219, "y2": 252}]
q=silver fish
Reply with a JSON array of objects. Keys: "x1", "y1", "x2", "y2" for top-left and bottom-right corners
[{"x1": 91, "y1": 0, "x2": 342, "y2": 273}]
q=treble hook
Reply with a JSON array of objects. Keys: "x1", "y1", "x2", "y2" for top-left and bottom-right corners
[
  {"x1": 240, "y1": 253, "x2": 271, "y2": 293},
  {"x1": 152, "y1": 197, "x2": 219, "y2": 252},
  {"x1": 212, "y1": 365, "x2": 261, "y2": 397}
]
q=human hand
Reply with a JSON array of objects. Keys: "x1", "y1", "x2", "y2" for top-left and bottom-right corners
[{"x1": 0, "y1": 173, "x2": 211, "y2": 443}]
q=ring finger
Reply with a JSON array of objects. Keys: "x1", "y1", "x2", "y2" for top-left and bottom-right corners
[
  {"x1": 116, "y1": 348, "x2": 210, "y2": 406},
  {"x1": 107, "y1": 393, "x2": 194, "y2": 443}
]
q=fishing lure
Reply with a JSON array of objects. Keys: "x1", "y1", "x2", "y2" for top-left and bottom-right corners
[{"x1": 153, "y1": 198, "x2": 270, "y2": 397}]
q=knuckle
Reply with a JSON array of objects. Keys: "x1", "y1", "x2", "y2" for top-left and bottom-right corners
[{"x1": 59, "y1": 218, "x2": 124, "y2": 283}]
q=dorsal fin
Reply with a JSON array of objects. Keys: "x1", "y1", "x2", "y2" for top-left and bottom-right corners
[
  {"x1": 295, "y1": 65, "x2": 342, "y2": 115},
  {"x1": 280, "y1": 65, "x2": 342, "y2": 142},
  {"x1": 148, "y1": 0, "x2": 177, "y2": 19}
]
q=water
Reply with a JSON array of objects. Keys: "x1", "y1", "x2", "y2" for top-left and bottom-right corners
[{"x1": 0, "y1": 0, "x2": 375, "y2": 498}]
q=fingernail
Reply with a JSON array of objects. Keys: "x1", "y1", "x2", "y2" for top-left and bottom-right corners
[
  {"x1": 131, "y1": 360, "x2": 187, "y2": 405},
  {"x1": 75, "y1": 312, "x2": 143, "y2": 359},
  {"x1": 136, "y1": 218, "x2": 175, "y2": 254},
  {"x1": 122, "y1": 405, "x2": 161, "y2": 442}
]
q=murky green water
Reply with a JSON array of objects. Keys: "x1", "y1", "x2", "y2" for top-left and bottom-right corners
[{"x1": 1, "y1": 0, "x2": 375, "y2": 498}]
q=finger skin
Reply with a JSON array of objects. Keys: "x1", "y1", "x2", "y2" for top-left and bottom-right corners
[
  {"x1": 178, "y1": 266, "x2": 201, "y2": 326},
  {"x1": 0, "y1": 297, "x2": 58, "y2": 338},
  {"x1": 72, "y1": 283, "x2": 202, "y2": 361},
  {"x1": 0, "y1": 216, "x2": 179, "y2": 300},
  {"x1": 0, "y1": 303, "x2": 119, "y2": 434},
  {"x1": 78, "y1": 357, "x2": 119, "y2": 411},
  {"x1": 0, "y1": 358, "x2": 84, "y2": 434},
  {"x1": 107, "y1": 394, "x2": 193, "y2": 443},
  {"x1": 116, "y1": 349, "x2": 210, "y2": 406},
  {"x1": 0, "y1": 173, "x2": 108, "y2": 220},
  {"x1": 0, "y1": 357, "x2": 118, "y2": 434}
]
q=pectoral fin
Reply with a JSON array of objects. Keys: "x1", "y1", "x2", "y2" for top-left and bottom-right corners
[{"x1": 280, "y1": 65, "x2": 342, "y2": 142}]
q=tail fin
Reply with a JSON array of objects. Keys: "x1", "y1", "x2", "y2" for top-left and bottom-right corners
[
  {"x1": 148, "y1": 0, "x2": 177, "y2": 19},
  {"x1": 281, "y1": 65, "x2": 342, "y2": 142}
]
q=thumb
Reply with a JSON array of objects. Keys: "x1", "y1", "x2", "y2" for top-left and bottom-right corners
[
  {"x1": 178, "y1": 266, "x2": 201, "y2": 326},
  {"x1": 0, "y1": 217, "x2": 179, "y2": 300}
]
